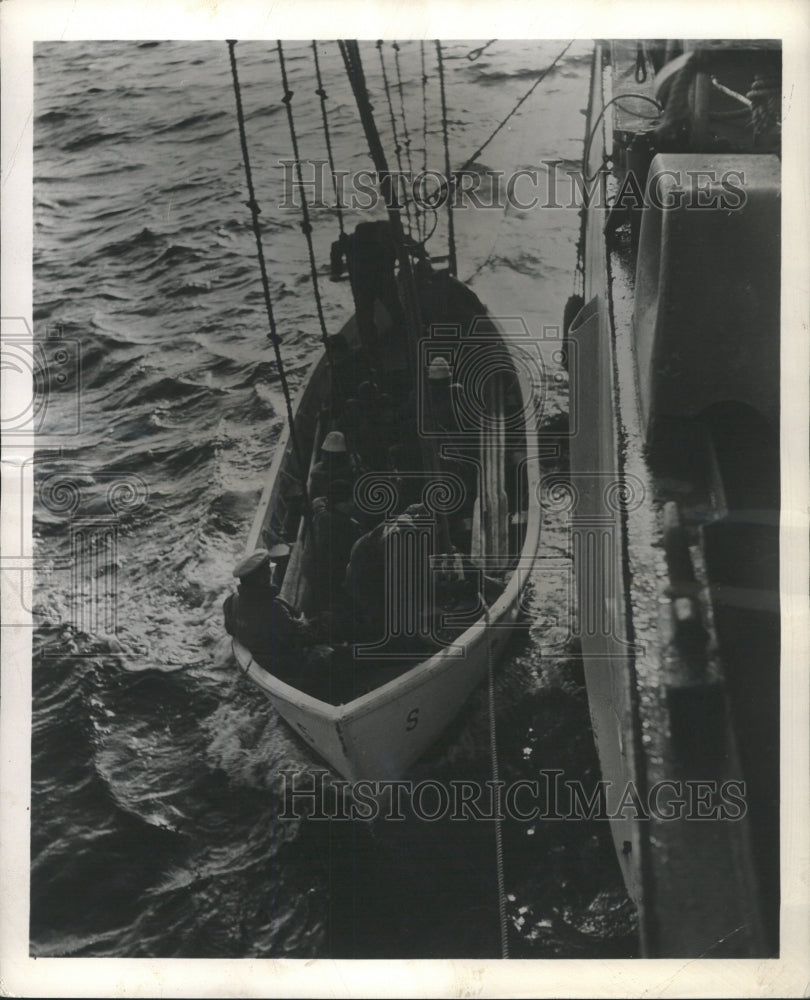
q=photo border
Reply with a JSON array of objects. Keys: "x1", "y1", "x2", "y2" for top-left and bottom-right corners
[{"x1": 2, "y1": 1, "x2": 808, "y2": 996}]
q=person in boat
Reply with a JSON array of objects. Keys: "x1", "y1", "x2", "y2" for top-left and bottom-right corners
[
  {"x1": 325, "y1": 331, "x2": 369, "y2": 405},
  {"x1": 312, "y1": 478, "x2": 363, "y2": 615},
  {"x1": 433, "y1": 547, "x2": 504, "y2": 611},
  {"x1": 342, "y1": 381, "x2": 400, "y2": 470},
  {"x1": 223, "y1": 548, "x2": 329, "y2": 682},
  {"x1": 343, "y1": 519, "x2": 388, "y2": 639},
  {"x1": 258, "y1": 539, "x2": 291, "y2": 587},
  {"x1": 341, "y1": 397, "x2": 374, "y2": 472},
  {"x1": 425, "y1": 356, "x2": 478, "y2": 518},
  {"x1": 426, "y1": 355, "x2": 462, "y2": 435},
  {"x1": 309, "y1": 430, "x2": 356, "y2": 500},
  {"x1": 330, "y1": 220, "x2": 405, "y2": 374},
  {"x1": 344, "y1": 503, "x2": 441, "y2": 647},
  {"x1": 387, "y1": 443, "x2": 424, "y2": 510}
]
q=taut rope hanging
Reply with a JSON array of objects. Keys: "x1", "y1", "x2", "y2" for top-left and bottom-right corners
[
  {"x1": 582, "y1": 93, "x2": 661, "y2": 184},
  {"x1": 419, "y1": 41, "x2": 429, "y2": 243},
  {"x1": 435, "y1": 40, "x2": 457, "y2": 277},
  {"x1": 339, "y1": 38, "x2": 453, "y2": 554},
  {"x1": 418, "y1": 41, "x2": 440, "y2": 247},
  {"x1": 376, "y1": 40, "x2": 413, "y2": 233},
  {"x1": 392, "y1": 42, "x2": 418, "y2": 239},
  {"x1": 276, "y1": 41, "x2": 334, "y2": 382},
  {"x1": 483, "y1": 597, "x2": 509, "y2": 958},
  {"x1": 311, "y1": 40, "x2": 345, "y2": 238},
  {"x1": 226, "y1": 40, "x2": 312, "y2": 526}
]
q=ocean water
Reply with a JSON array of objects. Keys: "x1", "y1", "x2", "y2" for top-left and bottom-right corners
[{"x1": 31, "y1": 38, "x2": 637, "y2": 958}]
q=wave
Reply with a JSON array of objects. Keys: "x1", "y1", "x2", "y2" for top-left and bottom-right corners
[
  {"x1": 152, "y1": 110, "x2": 228, "y2": 135},
  {"x1": 62, "y1": 128, "x2": 136, "y2": 152},
  {"x1": 102, "y1": 226, "x2": 164, "y2": 257},
  {"x1": 36, "y1": 109, "x2": 75, "y2": 125},
  {"x1": 27, "y1": 38, "x2": 620, "y2": 961}
]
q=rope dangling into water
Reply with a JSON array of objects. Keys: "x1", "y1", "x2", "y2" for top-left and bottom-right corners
[
  {"x1": 311, "y1": 40, "x2": 345, "y2": 238},
  {"x1": 276, "y1": 40, "x2": 334, "y2": 383},
  {"x1": 483, "y1": 596, "x2": 509, "y2": 958},
  {"x1": 435, "y1": 40, "x2": 457, "y2": 277},
  {"x1": 226, "y1": 40, "x2": 312, "y2": 525},
  {"x1": 456, "y1": 39, "x2": 575, "y2": 176}
]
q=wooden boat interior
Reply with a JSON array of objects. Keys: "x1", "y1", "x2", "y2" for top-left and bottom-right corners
[{"x1": 249, "y1": 269, "x2": 533, "y2": 704}]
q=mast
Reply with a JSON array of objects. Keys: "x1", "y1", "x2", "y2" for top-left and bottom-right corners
[
  {"x1": 339, "y1": 40, "x2": 451, "y2": 550},
  {"x1": 338, "y1": 40, "x2": 423, "y2": 376}
]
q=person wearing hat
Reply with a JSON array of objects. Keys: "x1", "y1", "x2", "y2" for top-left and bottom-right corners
[
  {"x1": 223, "y1": 548, "x2": 320, "y2": 676},
  {"x1": 426, "y1": 355, "x2": 462, "y2": 436},
  {"x1": 266, "y1": 540, "x2": 291, "y2": 588},
  {"x1": 427, "y1": 356, "x2": 452, "y2": 382},
  {"x1": 310, "y1": 429, "x2": 356, "y2": 500},
  {"x1": 343, "y1": 519, "x2": 390, "y2": 641}
]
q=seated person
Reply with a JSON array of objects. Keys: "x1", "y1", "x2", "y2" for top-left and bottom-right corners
[
  {"x1": 223, "y1": 548, "x2": 326, "y2": 684},
  {"x1": 426, "y1": 356, "x2": 463, "y2": 435},
  {"x1": 340, "y1": 398, "x2": 374, "y2": 472},
  {"x1": 344, "y1": 520, "x2": 385, "y2": 636},
  {"x1": 344, "y1": 504, "x2": 435, "y2": 647},
  {"x1": 312, "y1": 479, "x2": 363, "y2": 613},
  {"x1": 387, "y1": 444, "x2": 423, "y2": 511},
  {"x1": 309, "y1": 430, "x2": 356, "y2": 499},
  {"x1": 340, "y1": 387, "x2": 400, "y2": 472},
  {"x1": 433, "y1": 547, "x2": 504, "y2": 610},
  {"x1": 326, "y1": 332, "x2": 366, "y2": 404}
]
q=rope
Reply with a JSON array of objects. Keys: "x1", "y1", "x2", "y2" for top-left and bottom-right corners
[
  {"x1": 483, "y1": 595, "x2": 509, "y2": 958},
  {"x1": 747, "y1": 74, "x2": 781, "y2": 148},
  {"x1": 582, "y1": 93, "x2": 662, "y2": 183},
  {"x1": 377, "y1": 40, "x2": 412, "y2": 232},
  {"x1": 226, "y1": 40, "x2": 312, "y2": 527},
  {"x1": 337, "y1": 39, "x2": 425, "y2": 367},
  {"x1": 392, "y1": 42, "x2": 419, "y2": 241},
  {"x1": 418, "y1": 41, "x2": 435, "y2": 246},
  {"x1": 467, "y1": 39, "x2": 497, "y2": 62},
  {"x1": 456, "y1": 39, "x2": 575, "y2": 175},
  {"x1": 710, "y1": 75, "x2": 752, "y2": 108},
  {"x1": 312, "y1": 40, "x2": 345, "y2": 236},
  {"x1": 276, "y1": 41, "x2": 334, "y2": 382},
  {"x1": 574, "y1": 204, "x2": 585, "y2": 296},
  {"x1": 339, "y1": 40, "x2": 403, "y2": 220},
  {"x1": 435, "y1": 40, "x2": 457, "y2": 277},
  {"x1": 232, "y1": 637, "x2": 253, "y2": 676}
]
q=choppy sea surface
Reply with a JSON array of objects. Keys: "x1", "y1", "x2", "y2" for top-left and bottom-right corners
[{"x1": 31, "y1": 38, "x2": 638, "y2": 958}]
